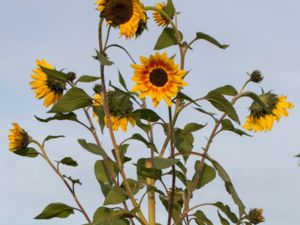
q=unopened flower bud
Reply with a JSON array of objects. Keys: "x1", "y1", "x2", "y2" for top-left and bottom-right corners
[
  {"x1": 248, "y1": 208, "x2": 265, "y2": 224},
  {"x1": 250, "y1": 70, "x2": 264, "y2": 83},
  {"x1": 67, "y1": 72, "x2": 76, "y2": 82}
]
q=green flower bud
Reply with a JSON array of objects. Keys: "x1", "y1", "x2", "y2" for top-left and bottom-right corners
[
  {"x1": 250, "y1": 70, "x2": 264, "y2": 83},
  {"x1": 248, "y1": 208, "x2": 265, "y2": 224}
]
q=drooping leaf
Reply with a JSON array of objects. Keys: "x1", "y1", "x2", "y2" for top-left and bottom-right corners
[
  {"x1": 14, "y1": 147, "x2": 39, "y2": 158},
  {"x1": 214, "y1": 202, "x2": 238, "y2": 223},
  {"x1": 60, "y1": 157, "x2": 78, "y2": 167},
  {"x1": 78, "y1": 139, "x2": 106, "y2": 156},
  {"x1": 221, "y1": 119, "x2": 251, "y2": 136},
  {"x1": 240, "y1": 91, "x2": 270, "y2": 113},
  {"x1": 43, "y1": 135, "x2": 65, "y2": 144},
  {"x1": 194, "y1": 162, "x2": 216, "y2": 189},
  {"x1": 129, "y1": 133, "x2": 158, "y2": 153},
  {"x1": 213, "y1": 85, "x2": 238, "y2": 96},
  {"x1": 118, "y1": 70, "x2": 129, "y2": 92},
  {"x1": 40, "y1": 67, "x2": 69, "y2": 82},
  {"x1": 195, "y1": 32, "x2": 229, "y2": 49},
  {"x1": 205, "y1": 90, "x2": 240, "y2": 124},
  {"x1": 49, "y1": 87, "x2": 92, "y2": 113},
  {"x1": 133, "y1": 109, "x2": 162, "y2": 122},
  {"x1": 154, "y1": 27, "x2": 183, "y2": 50},
  {"x1": 94, "y1": 160, "x2": 118, "y2": 184},
  {"x1": 35, "y1": 112, "x2": 78, "y2": 123},
  {"x1": 35, "y1": 203, "x2": 74, "y2": 219},
  {"x1": 163, "y1": 0, "x2": 175, "y2": 18},
  {"x1": 217, "y1": 211, "x2": 230, "y2": 225},
  {"x1": 194, "y1": 210, "x2": 213, "y2": 225},
  {"x1": 176, "y1": 92, "x2": 201, "y2": 107},
  {"x1": 174, "y1": 128, "x2": 194, "y2": 161},
  {"x1": 153, "y1": 157, "x2": 179, "y2": 170}
]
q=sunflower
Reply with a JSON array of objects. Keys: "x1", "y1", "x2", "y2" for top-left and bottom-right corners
[
  {"x1": 92, "y1": 93, "x2": 135, "y2": 132},
  {"x1": 152, "y1": 2, "x2": 169, "y2": 27},
  {"x1": 97, "y1": 0, "x2": 147, "y2": 39},
  {"x1": 243, "y1": 93, "x2": 294, "y2": 132},
  {"x1": 8, "y1": 123, "x2": 29, "y2": 152},
  {"x1": 131, "y1": 52, "x2": 187, "y2": 107},
  {"x1": 30, "y1": 59, "x2": 65, "y2": 107},
  {"x1": 248, "y1": 208, "x2": 265, "y2": 224}
]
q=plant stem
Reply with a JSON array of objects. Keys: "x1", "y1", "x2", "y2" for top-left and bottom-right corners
[
  {"x1": 32, "y1": 140, "x2": 91, "y2": 223},
  {"x1": 145, "y1": 159, "x2": 156, "y2": 225}
]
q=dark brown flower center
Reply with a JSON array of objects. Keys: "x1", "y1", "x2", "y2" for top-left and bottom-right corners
[
  {"x1": 104, "y1": 0, "x2": 133, "y2": 25},
  {"x1": 149, "y1": 68, "x2": 168, "y2": 87}
]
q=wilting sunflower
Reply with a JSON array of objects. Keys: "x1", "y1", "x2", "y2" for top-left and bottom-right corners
[
  {"x1": 30, "y1": 59, "x2": 65, "y2": 107},
  {"x1": 92, "y1": 93, "x2": 135, "y2": 132},
  {"x1": 152, "y1": 2, "x2": 169, "y2": 27},
  {"x1": 131, "y1": 52, "x2": 187, "y2": 107},
  {"x1": 243, "y1": 93, "x2": 294, "y2": 132},
  {"x1": 97, "y1": 0, "x2": 147, "y2": 39},
  {"x1": 8, "y1": 123, "x2": 29, "y2": 152}
]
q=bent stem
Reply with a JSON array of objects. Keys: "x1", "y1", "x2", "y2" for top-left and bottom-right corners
[{"x1": 32, "y1": 140, "x2": 91, "y2": 223}]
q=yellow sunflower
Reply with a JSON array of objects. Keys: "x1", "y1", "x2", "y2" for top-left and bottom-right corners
[
  {"x1": 243, "y1": 93, "x2": 294, "y2": 132},
  {"x1": 30, "y1": 59, "x2": 65, "y2": 107},
  {"x1": 131, "y1": 52, "x2": 187, "y2": 107},
  {"x1": 152, "y1": 2, "x2": 169, "y2": 27},
  {"x1": 97, "y1": 0, "x2": 147, "y2": 39},
  {"x1": 92, "y1": 93, "x2": 135, "y2": 132},
  {"x1": 8, "y1": 123, "x2": 29, "y2": 152}
]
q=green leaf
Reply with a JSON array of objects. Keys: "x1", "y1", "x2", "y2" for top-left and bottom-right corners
[
  {"x1": 221, "y1": 119, "x2": 251, "y2": 136},
  {"x1": 40, "y1": 67, "x2": 69, "y2": 82},
  {"x1": 121, "y1": 179, "x2": 144, "y2": 195},
  {"x1": 43, "y1": 135, "x2": 65, "y2": 144},
  {"x1": 118, "y1": 70, "x2": 129, "y2": 92},
  {"x1": 205, "y1": 90, "x2": 240, "y2": 124},
  {"x1": 136, "y1": 158, "x2": 162, "y2": 182},
  {"x1": 35, "y1": 203, "x2": 74, "y2": 219},
  {"x1": 76, "y1": 75, "x2": 99, "y2": 83},
  {"x1": 129, "y1": 133, "x2": 158, "y2": 153},
  {"x1": 49, "y1": 87, "x2": 92, "y2": 113},
  {"x1": 78, "y1": 139, "x2": 106, "y2": 156},
  {"x1": 240, "y1": 91, "x2": 270, "y2": 112},
  {"x1": 183, "y1": 123, "x2": 206, "y2": 133},
  {"x1": 60, "y1": 157, "x2": 78, "y2": 167},
  {"x1": 174, "y1": 128, "x2": 194, "y2": 161},
  {"x1": 176, "y1": 92, "x2": 201, "y2": 107},
  {"x1": 194, "y1": 162, "x2": 216, "y2": 189},
  {"x1": 14, "y1": 147, "x2": 39, "y2": 158},
  {"x1": 104, "y1": 186, "x2": 128, "y2": 205},
  {"x1": 194, "y1": 210, "x2": 213, "y2": 225},
  {"x1": 133, "y1": 109, "x2": 162, "y2": 122},
  {"x1": 95, "y1": 160, "x2": 118, "y2": 184},
  {"x1": 213, "y1": 85, "x2": 238, "y2": 96},
  {"x1": 195, "y1": 32, "x2": 229, "y2": 49},
  {"x1": 217, "y1": 211, "x2": 230, "y2": 225},
  {"x1": 214, "y1": 202, "x2": 238, "y2": 223},
  {"x1": 163, "y1": 0, "x2": 175, "y2": 18},
  {"x1": 98, "y1": 53, "x2": 114, "y2": 66},
  {"x1": 208, "y1": 156, "x2": 246, "y2": 216},
  {"x1": 154, "y1": 27, "x2": 183, "y2": 50},
  {"x1": 153, "y1": 157, "x2": 179, "y2": 170},
  {"x1": 35, "y1": 112, "x2": 78, "y2": 123}
]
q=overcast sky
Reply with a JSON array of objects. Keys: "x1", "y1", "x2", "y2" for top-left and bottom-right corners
[{"x1": 1, "y1": 0, "x2": 300, "y2": 224}]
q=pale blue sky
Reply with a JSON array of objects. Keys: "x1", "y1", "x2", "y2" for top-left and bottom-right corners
[{"x1": 1, "y1": 0, "x2": 300, "y2": 224}]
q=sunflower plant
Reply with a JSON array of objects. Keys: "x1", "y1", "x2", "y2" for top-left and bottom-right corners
[{"x1": 8, "y1": 1, "x2": 293, "y2": 225}]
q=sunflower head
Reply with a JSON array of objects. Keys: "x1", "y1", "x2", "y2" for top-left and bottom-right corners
[
  {"x1": 8, "y1": 123, "x2": 29, "y2": 152},
  {"x1": 30, "y1": 59, "x2": 66, "y2": 107},
  {"x1": 131, "y1": 52, "x2": 187, "y2": 107},
  {"x1": 97, "y1": 0, "x2": 147, "y2": 39},
  {"x1": 152, "y1": 2, "x2": 169, "y2": 27},
  {"x1": 92, "y1": 91, "x2": 135, "y2": 131},
  {"x1": 243, "y1": 92, "x2": 294, "y2": 132},
  {"x1": 248, "y1": 208, "x2": 265, "y2": 224}
]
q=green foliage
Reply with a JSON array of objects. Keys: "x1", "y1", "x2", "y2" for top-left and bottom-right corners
[
  {"x1": 163, "y1": 0, "x2": 175, "y2": 18},
  {"x1": 43, "y1": 135, "x2": 65, "y2": 145},
  {"x1": 94, "y1": 160, "x2": 118, "y2": 184},
  {"x1": 217, "y1": 211, "x2": 230, "y2": 225},
  {"x1": 78, "y1": 139, "x2": 106, "y2": 156},
  {"x1": 76, "y1": 75, "x2": 100, "y2": 83},
  {"x1": 40, "y1": 67, "x2": 69, "y2": 82},
  {"x1": 214, "y1": 202, "x2": 238, "y2": 223},
  {"x1": 194, "y1": 210, "x2": 213, "y2": 225},
  {"x1": 60, "y1": 157, "x2": 78, "y2": 167},
  {"x1": 35, "y1": 203, "x2": 74, "y2": 219},
  {"x1": 35, "y1": 112, "x2": 78, "y2": 123},
  {"x1": 194, "y1": 162, "x2": 216, "y2": 189},
  {"x1": 195, "y1": 32, "x2": 229, "y2": 49},
  {"x1": 221, "y1": 119, "x2": 251, "y2": 136},
  {"x1": 136, "y1": 158, "x2": 162, "y2": 182},
  {"x1": 133, "y1": 109, "x2": 162, "y2": 122},
  {"x1": 104, "y1": 186, "x2": 128, "y2": 205},
  {"x1": 49, "y1": 87, "x2": 92, "y2": 113},
  {"x1": 14, "y1": 147, "x2": 39, "y2": 158},
  {"x1": 92, "y1": 207, "x2": 131, "y2": 225},
  {"x1": 97, "y1": 52, "x2": 114, "y2": 66},
  {"x1": 128, "y1": 133, "x2": 158, "y2": 153},
  {"x1": 212, "y1": 85, "x2": 238, "y2": 96},
  {"x1": 153, "y1": 157, "x2": 179, "y2": 170},
  {"x1": 154, "y1": 27, "x2": 183, "y2": 50}
]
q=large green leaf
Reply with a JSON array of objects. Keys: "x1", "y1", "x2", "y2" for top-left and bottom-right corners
[
  {"x1": 214, "y1": 202, "x2": 238, "y2": 223},
  {"x1": 35, "y1": 203, "x2": 74, "y2": 219},
  {"x1": 221, "y1": 119, "x2": 251, "y2": 136},
  {"x1": 154, "y1": 27, "x2": 183, "y2": 50},
  {"x1": 240, "y1": 91, "x2": 270, "y2": 112},
  {"x1": 40, "y1": 67, "x2": 69, "y2": 82},
  {"x1": 136, "y1": 158, "x2": 162, "y2": 182},
  {"x1": 174, "y1": 128, "x2": 194, "y2": 161},
  {"x1": 78, "y1": 139, "x2": 106, "y2": 156},
  {"x1": 104, "y1": 186, "x2": 128, "y2": 205},
  {"x1": 205, "y1": 90, "x2": 240, "y2": 124},
  {"x1": 194, "y1": 162, "x2": 216, "y2": 189},
  {"x1": 163, "y1": 0, "x2": 175, "y2": 18},
  {"x1": 94, "y1": 160, "x2": 118, "y2": 184},
  {"x1": 195, "y1": 32, "x2": 229, "y2": 49},
  {"x1": 213, "y1": 85, "x2": 238, "y2": 96},
  {"x1": 194, "y1": 210, "x2": 213, "y2": 225},
  {"x1": 153, "y1": 157, "x2": 179, "y2": 170},
  {"x1": 217, "y1": 211, "x2": 230, "y2": 225},
  {"x1": 183, "y1": 123, "x2": 206, "y2": 133},
  {"x1": 133, "y1": 109, "x2": 162, "y2": 122},
  {"x1": 14, "y1": 147, "x2": 39, "y2": 158},
  {"x1": 49, "y1": 87, "x2": 92, "y2": 113},
  {"x1": 35, "y1": 112, "x2": 78, "y2": 123}
]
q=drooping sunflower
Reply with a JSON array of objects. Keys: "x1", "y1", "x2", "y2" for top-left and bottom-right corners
[
  {"x1": 30, "y1": 59, "x2": 65, "y2": 107},
  {"x1": 243, "y1": 93, "x2": 294, "y2": 132},
  {"x1": 131, "y1": 52, "x2": 187, "y2": 107},
  {"x1": 97, "y1": 0, "x2": 147, "y2": 39},
  {"x1": 8, "y1": 123, "x2": 29, "y2": 152},
  {"x1": 92, "y1": 93, "x2": 135, "y2": 132},
  {"x1": 152, "y1": 2, "x2": 169, "y2": 27}
]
